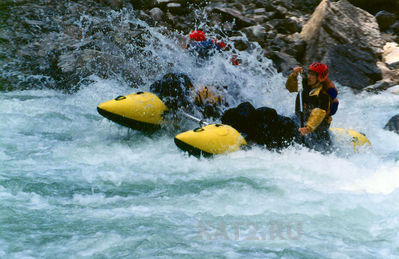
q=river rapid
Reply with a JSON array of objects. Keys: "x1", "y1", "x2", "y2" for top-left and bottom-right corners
[{"x1": 1, "y1": 2, "x2": 399, "y2": 258}]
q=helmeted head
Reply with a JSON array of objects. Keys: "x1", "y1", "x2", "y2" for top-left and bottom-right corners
[
  {"x1": 189, "y1": 30, "x2": 206, "y2": 41},
  {"x1": 308, "y1": 63, "x2": 329, "y2": 82}
]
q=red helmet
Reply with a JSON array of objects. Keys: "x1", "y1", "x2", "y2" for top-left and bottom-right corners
[
  {"x1": 309, "y1": 63, "x2": 329, "y2": 82},
  {"x1": 189, "y1": 30, "x2": 206, "y2": 41}
]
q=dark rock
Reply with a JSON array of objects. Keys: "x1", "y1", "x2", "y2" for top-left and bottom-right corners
[
  {"x1": 149, "y1": 7, "x2": 164, "y2": 21},
  {"x1": 230, "y1": 36, "x2": 249, "y2": 51},
  {"x1": 268, "y1": 36, "x2": 287, "y2": 51},
  {"x1": 291, "y1": 0, "x2": 324, "y2": 13},
  {"x1": 138, "y1": 10, "x2": 153, "y2": 24},
  {"x1": 348, "y1": 0, "x2": 399, "y2": 15},
  {"x1": 265, "y1": 30, "x2": 277, "y2": 40},
  {"x1": 271, "y1": 18, "x2": 301, "y2": 34},
  {"x1": 264, "y1": 11, "x2": 277, "y2": 19},
  {"x1": 130, "y1": 0, "x2": 156, "y2": 10},
  {"x1": 273, "y1": 5, "x2": 288, "y2": 18},
  {"x1": 301, "y1": 0, "x2": 385, "y2": 89},
  {"x1": 212, "y1": 7, "x2": 255, "y2": 30},
  {"x1": 271, "y1": 7, "x2": 286, "y2": 19},
  {"x1": 392, "y1": 21, "x2": 399, "y2": 35},
  {"x1": 384, "y1": 114, "x2": 399, "y2": 134},
  {"x1": 253, "y1": 15, "x2": 268, "y2": 23},
  {"x1": 103, "y1": 0, "x2": 123, "y2": 9},
  {"x1": 253, "y1": 8, "x2": 266, "y2": 15},
  {"x1": 166, "y1": 3, "x2": 186, "y2": 15},
  {"x1": 286, "y1": 38, "x2": 307, "y2": 62},
  {"x1": 267, "y1": 51, "x2": 301, "y2": 76},
  {"x1": 242, "y1": 25, "x2": 267, "y2": 42},
  {"x1": 322, "y1": 44, "x2": 382, "y2": 89},
  {"x1": 376, "y1": 11, "x2": 396, "y2": 31},
  {"x1": 364, "y1": 80, "x2": 394, "y2": 93},
  {"x1": 263, "y1": 2, "x2": 276, "y2": 12}
]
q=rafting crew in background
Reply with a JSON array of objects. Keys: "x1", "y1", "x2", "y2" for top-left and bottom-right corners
[
  {"x1": 183, "y1": 30, "x2": 239, "y2": 65},
  {"x1": 286, "y1": 62, "x2": 339, "y2": 150}
]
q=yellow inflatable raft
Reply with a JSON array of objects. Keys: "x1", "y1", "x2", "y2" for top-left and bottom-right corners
[
  {"x1": 97, "y1": 92, "x2": 168, "y2": 131},
  {"x1": 330, "y1": 127, "x2": 371, "y2": 150},
  {"x1": 174, "y1": 124, "x2": 247, "y2": 157}
]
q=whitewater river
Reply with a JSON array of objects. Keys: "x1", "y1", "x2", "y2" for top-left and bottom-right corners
[
  {"x1": 1, "y1": 73, "x2": 399, "y2": 258},
  {"x1": 2, "y1": 4, "x2": 399, "y2": 258}
]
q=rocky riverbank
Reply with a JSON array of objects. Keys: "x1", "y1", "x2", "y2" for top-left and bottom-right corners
[
  {"x1": 2, "y1": 0, "x2": 399, "y2": 91},
  {"x1": 136, "y1": 0, "x2": 399, "y2": 91}
]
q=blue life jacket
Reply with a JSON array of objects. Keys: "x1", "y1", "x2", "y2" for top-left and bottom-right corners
[{"x1": 188, "y1": 40, "x2": 221, "y2": 59}]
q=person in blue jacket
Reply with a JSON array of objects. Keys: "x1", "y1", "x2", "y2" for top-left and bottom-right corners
[{"x1": 184, "y1": 30, "x2": 239, "y2": 65}]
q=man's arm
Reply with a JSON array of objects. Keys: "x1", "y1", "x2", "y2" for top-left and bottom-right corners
[
  {"x1": 285, "y1": 67, "x2": 303, "y2": 93},
  {"x1": 298, "y1": 94, "x2": 330, "y2": 136}
]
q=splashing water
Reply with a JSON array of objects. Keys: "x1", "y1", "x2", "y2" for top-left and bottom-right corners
[{"x1": 1, "y1": 2, "x2": 399, "y2": 258}]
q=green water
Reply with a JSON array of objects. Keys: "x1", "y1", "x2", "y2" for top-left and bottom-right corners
[{"x1": 1, "y1": 82, "x2": 399, "y2": 258}]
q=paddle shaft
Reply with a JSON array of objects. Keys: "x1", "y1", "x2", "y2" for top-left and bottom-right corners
[
  {"x1": 298, "y1": 73, "x2": 305, "y2": 142},
  {"x1": 180, "y1": 111, "x2": 209, "y2": 126}
]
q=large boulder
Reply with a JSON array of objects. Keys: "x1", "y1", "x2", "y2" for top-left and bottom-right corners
[
  {"x1": 322, "y1": 44, "x2": 382, "y2": 90},
  {"x1": 301, "y1": 0, "x2": 385, "y2": 89},
  {"x1": 384, "y1": 114, "x2": 399, "y2": 135}
]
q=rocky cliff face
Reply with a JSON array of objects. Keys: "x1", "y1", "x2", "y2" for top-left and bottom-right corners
[
  {"x1": 1, "y1": 0, "x2": 399, "y2": 92},
  {"x1": 300, "y1": 0, "x2": 385, "y2": 89}
]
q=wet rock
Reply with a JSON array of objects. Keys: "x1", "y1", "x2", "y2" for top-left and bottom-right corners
[
  {"x1": 301, "y1": 0, "x2": 385, "y2": 89},
  {"x1": 384, "y1": 114, "x2": 399, "y2": 134},
  {"x1": 285, "y1": 37, "x2": 306, "y2": 62},
  {"x1": 212, "y1": 7, "x2": 255, "y2": 30},
  {"x1": 268, "y1": 35, "x2": 287, "y2": 51},
  {"x1": 267, "y1": 51, "x2": 301, "y2": 76},
  {"x1": 242, "y1": 25, "x2": 267, "y2": 42},
  {"x1": 376, "y1": 61, "x2": 399, "y2": 86},
  {"x1": 376, "y1": 11, "x2": 396, "y2": 31},
  {"x1": 149, "y1": 7, "x2": 164, "y2": 21},
  {"x1": 253, "y1": 8, "x2": 266, "y2": 15},
  {"x1": 271, "y1": 18, "x2": 301, "y2": 34},
  {"x1": 383, "y1": 42, "x2": 399, "y2": 69},
  {"x1": 273, "y1": 5, "x2": 288, "y2": 18},
  {"x1": 253, "y1": 15, "x2": 268, "y2": 23},
  {"x1": 263, "y1": 11, "x2": 277, "y2": 19},
  {"x1": 322, "y1": 44, "x2": 382, "y2": 89},
  {"x1": 302, "y1": 0, "x2": 385, "y2": 58},
  {"x1": 364, "y1": 80, "x2": 394, "y2": 93},
  {"x1": 230, "y1": 36, "x2": 249, "y2": 51},
  {"x1": 138, "y1": 10, "x2": 153, "y2": 24}
]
